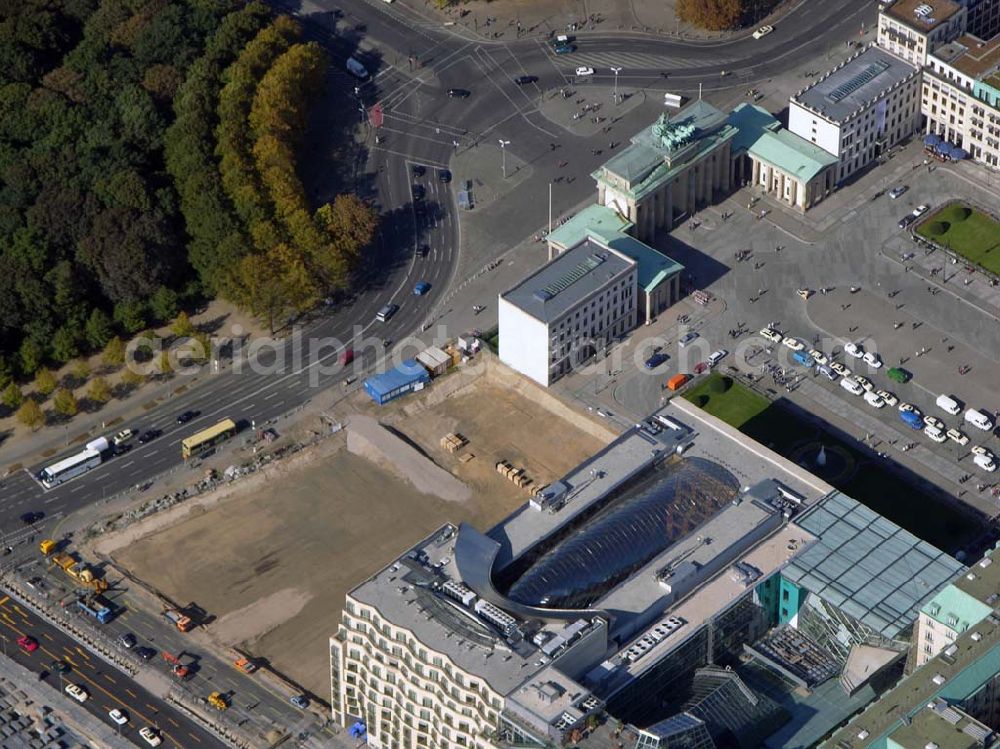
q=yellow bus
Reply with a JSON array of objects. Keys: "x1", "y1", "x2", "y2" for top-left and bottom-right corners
[{"x1": 181, "y1": 418, "x2": 237, "y2": 459}]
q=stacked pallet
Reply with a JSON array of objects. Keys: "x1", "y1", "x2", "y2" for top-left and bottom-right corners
[
  {"x1": 495, "y1": 460, "x2": 536, "y2": 493},
  {"x1": 441, "y1": 433, "x2": 468, "y2": 453}
]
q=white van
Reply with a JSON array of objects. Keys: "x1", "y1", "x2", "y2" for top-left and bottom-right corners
[
  {"x1": 863, "y1": 391, "x2": 885, "y2": 409},
  {"x1": 376, "y1": 303, "x2": 398, "y2": 323},
  {"x1": 964, "y1": 408, "x2": 995, "y2": 432},
  {"x1": 840, "y1": 377, "x2": 863, "y2": 396},
  {"x1": 936, "y1": 394, "x2": 961, "y2": 415},
  {"x1": 973, "y1": 453, "x2": 997, "y2": 472},
  {"x1": 924, "y1": 425, "x2": 946, "y2": 443}
]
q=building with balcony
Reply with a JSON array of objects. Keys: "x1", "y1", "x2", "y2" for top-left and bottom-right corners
[
  {"x1": 923, "y1": 31, "x2": 1000, "y2": 168},
  {"x1": 330, "y1": 398, "x2": 965, "y2": 749},
  {"x1": 878, "y1": 0, "x2": 968, "y2": 66},
  {"x1": 789, "y1": 45, "x2": 922, "y2": 183}
]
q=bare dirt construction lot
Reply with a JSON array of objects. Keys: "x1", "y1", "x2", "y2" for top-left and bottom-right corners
[{"x1": 113, "y1": 363, "x2": 610, "y2": 698}]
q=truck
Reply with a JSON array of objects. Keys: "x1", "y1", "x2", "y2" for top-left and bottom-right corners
[
  {"x1": 791, "y1": 350, "x2": 815, "y2": 368},
  {"x1": 346, "y1": 57, "x2": 369, "y2": 81},
  {"x1": 207, "y1": 692, "x2": 229, "y2": 710},
  {"x1": 50, "y1": 552, "x2": 78, "y2": 572},
  {"x1": 163, "y1": 608, "x2": 193, "y2": 632},
  {"x1": 77, "y1": 595, "x2": 113, "y2": 624},
  {"x1": 40, "y1": 539, "x2": 57, "y2": 556},
  {"x1": 234, "y1": 657, "x2": 258, "y2": 674}
]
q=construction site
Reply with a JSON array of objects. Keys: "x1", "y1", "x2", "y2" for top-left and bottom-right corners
[{"x1": 103, "y1": 359, "x2": 614, "y2": 697}]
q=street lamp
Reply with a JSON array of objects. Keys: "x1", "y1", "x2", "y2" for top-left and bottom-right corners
[
  {"x1": 611, "y1": 66, "x2": 622, "y2": 103},
  {"x1": 498, "y1": 139, "x2": 511, "y2": 179}
]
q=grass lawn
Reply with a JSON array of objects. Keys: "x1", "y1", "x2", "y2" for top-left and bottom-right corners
[
  {"x1": 682, "y1": 373, "x2": 770, "y2": 429},
  {"x1": 916, "y1": 202, "x2": 1000, "y2": 275}
]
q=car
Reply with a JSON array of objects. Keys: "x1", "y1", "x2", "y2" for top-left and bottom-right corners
[
  {"x1": 752, "y1": 25, "x2": 774, "y2": 39},
  {"x1": 514, "y1": 75, "x2": 537, "y2": 85},
  {"x1": 411, "y1": 184, "x2": 425, "y2": 200},
  {"x1": 118, "y1": 633, "x2": 136, "y2": 649},
  {"x1": 139, "y1": 727, "x2": 162, "y2": 747},
  {"x1": 413, "y1": 281, "x2": 431, "y2": 296},
  {"x1": 817, "y1": 364, "x2": 838, "y2": 381},
  {"x1": 135, "y1": 646, "x2": 156, "y2": 661},
  {"x1": 853, "y1": 375, "x2": 874, "y2": 392},
  {"x1": 830, "y1": 361, "x2": 851, "y2": 377},
  {"x1": 113, "y1": 429, "x2": 134, "y2": 445},
  {"x1": 863, "y1": 351, "x2": 883, "y2": 368},
  {"x1": 971, "y1": 444, "x2": 990, "y2": 456},
  {"x1": 290, "y1": 695, "x2": 309, "y2": 709},
  {"x1": 923, "y1": 415, "x2": 946, "y2": 430},
  {"x1": 808, "y1": 349, "x2": 828, "y2": 365},
  {"x1": 645, "y1": 353, "x2": 669, "y2": 369},
  {"x1": 575, "y1": 66, "x2": 594, "y2": 76},
  {"x1": 339, "y1": 348, "x2": 355, "y2": 366},
  {"x1": 796, "y1": 288, "x2": 813, "y2": 300},
  {"x1": 411, "y1": 164, "x2": 425, "y2": 177},
  {"x1": 438, "y1": 169, "x2": 451, "y2": 183},
  {"x1": 863, "y1": 391, "x2": 886, "y2": 409},
  {"x1": 678, "y1": 332, "x2": 699, "y2": 348},
  {"x1": 553, "y1": 43, "x2": 575, "y2": 54},
  {"x1": 138, "y1": 429, "x2": 160, "y2": 444},
  {"x1": 974, "y1": 453, "x2": 997, "y2": 472},
  {"x1": 888, "y1": 185, "x2": 908, "y2": 199},
  {"x1": 844, "y1": 342, "x2": 864, "y2": 359},
  {"x1": 759, "y1": 327, "x2": 783, "y2": 343},
  {"x1": 376, "y1": 303, "x2": 399, "y2": 323},
  {"x1": 17, "y1": 636, "x2": 38, "y2": 653},
  {"x1": 447, "y1": 88, "x2": 471, "y2": 98},
  {"x1": 898, "y1": 214, "x2": 917, "y2": 229},
  {"x1": 887, "y1": 367, "x2": 912, "y2": 384},
  {"x1": 707, "y1": 349, "x2": 728, "y2": 367},
  {"x1": 925, "y1": 425, "x2": 947, "y2": 443},
  {"x1": 64, "y1": 684, "x2": 88, "y2": 703},
  {"x1": 899, "y1": 402, "x2": 921, "y2": 416},
  {"x1": 415, "y1": 244, "x2": 429, "y2": 258},
  {"x1": 50, "y1": 659, "x2": 69, "y2": 673},
  {"x1": 781, "y1": 336, "x2": 805, "y2": 351},
  {"x1": 109, "y1": 709, "x2": 129, "y2": 726},
  {"x1": 176, "y1": 410, "x2": 198, "y2": 424},
  {"x1": 913, "y1": 204, "x2": 930, "y2": 218},
  {"x1": 876, "y1": 389, "x2": 898, "y2": 407},
  {"x1": 20, "y1": 511, "x2": 43, "y2": 525},
  {"x1": 947, "y1": 428, "x2": 969, "y2": 445}
]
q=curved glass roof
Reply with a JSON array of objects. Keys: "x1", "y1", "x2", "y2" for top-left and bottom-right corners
[{"x1": 505, "y1": 457, "x2": 739, "y2": 609}]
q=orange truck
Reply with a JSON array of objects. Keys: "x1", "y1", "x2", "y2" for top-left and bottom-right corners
[
  {"x1": 667, "y1": 373, "x2": 689, "y2": 391},
  {"x1": 163, "y1": 608, "x2": 193, "y2": 632}
]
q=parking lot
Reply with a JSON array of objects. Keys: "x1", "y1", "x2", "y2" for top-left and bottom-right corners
[{"x1": 553, "y1": 138, "x2": 1000, "y2": 514}]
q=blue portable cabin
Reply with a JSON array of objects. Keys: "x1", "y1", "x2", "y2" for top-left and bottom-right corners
[
  {"x1": 900, "y1": 410, "x2": 923, "y2": 429},
  {"x1": 364, "y1": 360, "x2": 430, "y2": 405}
]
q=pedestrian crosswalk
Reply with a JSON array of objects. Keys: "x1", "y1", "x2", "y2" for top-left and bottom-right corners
[{"x1": 558, "y1": 50, "x2": 731, "y2": 72}]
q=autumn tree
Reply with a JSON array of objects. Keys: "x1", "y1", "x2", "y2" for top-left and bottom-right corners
[
  {"x1": 676, "y1": 0, "x2": 743, "y2": 30},
  {"x1": 34, "y1": 368, "x2": 57, "y2": 397},
  {"x1": 87, "y1": 376, "x2": 112, "y2": 404},
  {"x1": 53, "y1": 387, "x2": 78, "y2": 417},
  {"x1": 2, "y1": 382, "x2": 23, "y2": 410},
  {"x1": 17, "y1": 399, "x2": 45, "y2": 430},
  {"x1": 102, "y1": 336, "x2": 126, "y2": 367}
]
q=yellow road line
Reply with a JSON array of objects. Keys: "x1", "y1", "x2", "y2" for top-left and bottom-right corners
[
  {"x1": 167, "y1": 717, "x2": 179, "y2": 728},
  {"x1": 125, "y1": 688, "x2": 138, "y2": 698},
  {"x1": 42, "y1": 632, "x2": 54, "y2": 641},
  {"x1": 187, "y1": 732, "x2": 202, "y2": 743},
  {"x1": 103, "y1": 673, "x2": 116, "y2": 684},
  {"x1": 0, "y1": 596, "x2": 9, "y2": 605}
]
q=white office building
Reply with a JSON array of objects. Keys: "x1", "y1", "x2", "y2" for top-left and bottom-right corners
[
  {"x1": 789, "y1": 45, "x2": 921, "y2": 182},
  {"x1": 497, "y1": 239, "x2": 637, "y2": 387},
  {"x1": 923, "y1": 31, "x2": 1000, "y2": 168},
  {"x1": 878, "y1": 0, "x2": 967, "y2": 66}
]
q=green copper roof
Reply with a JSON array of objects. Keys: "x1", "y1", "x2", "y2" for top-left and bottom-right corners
[
  {"x1": 546, "y1": 204, "x2": 683, "y2": 294},
  {"x1": 921, "y1": 584, "x2": 992, "y2": 630},
  {"x1": 727, "y1": 102, "x2": 781, "y2": 155},
  {"x1": 748, "y1": 129, "x2": 838, "y2": 183}
]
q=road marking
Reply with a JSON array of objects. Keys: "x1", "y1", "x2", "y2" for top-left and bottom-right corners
[
  {"x1": 167, "y1": 717, "x2": 179, "y2": 727},
  {"x1": 126, "y1": 688, "x2": 137, "y2": 698},
  {"x1": 42, "y1": 632, "x2": 54, "y2": 641},
  {"x1": 120, "y1": 460, "x2": 134, "y2": 468},
  {"x1": 103, "y1": 673, "x2": 116, "y2": 684},
  {"x1": 0, "y1": 596, "x2": 9, "y2": 606},
  {"x1": 263, "y1": 391, "x2": 279, "y2": 400},
  {"x1": 188, "y1": 732, "x2": 202, "y2": 742}
]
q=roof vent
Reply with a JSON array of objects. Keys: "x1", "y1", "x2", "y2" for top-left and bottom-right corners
[
  {"x1": 971, "y1": 631, "x2": 983, "y2": 641},
  {"x1": 967, "y1": 573, "x2": 977, "y2": 581},
  {"x1": 979, "y1": 557, "x2": 992, "y2": 568},
  {"x1": 857, "y1": 729, "x2": 870, "y2": 740},
  {"x1": 932, "y1": 674, "x2": 947, "y2": 685},
  {"x1": 915, "y1": 3, "x2": 933, "y2": 17},
  {"x1": 925, "y1": 744, "x2": 939, "y2": 749}
]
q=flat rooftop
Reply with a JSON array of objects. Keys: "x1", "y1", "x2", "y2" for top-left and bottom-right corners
[
  {"x1": 888, "y1": 699, "x2": 997, "y2": 749},
  {"x1": 347, "y1": 525, "x2": 547, "y2": 695},
  {"x1": 883, "y1": 0, "x2": 963, "y2": 32},
  {"x1": 931, "y1": 32, "x2": 1000, "y2": 80},
  {"x1": 500, "y1": 237, "x2": 633, "y2": 324},
  {"x1": 784, "y1": 491, "x2": 966, "y2": 641},
  {"x1": 953, "y1": 546, "x2": 1000, "y2": 604},
  {"x1": 793, "y1": 45, "x2": 918, "y2": 124},
  {"x1": 821, "y1": 605, "x2": 1000, "y2": 748}
]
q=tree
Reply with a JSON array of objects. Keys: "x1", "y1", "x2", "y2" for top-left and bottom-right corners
[
  {"x1": 87, "y1": 376, "x2": 112, "y2": 404},
  {"x1": 71, "y1": 359, "x2": 91, "y2": 382},
  {"x1": 119, "y1": 367, "x2": 145, "y2": 389},
  {"x1": 316, "y1": 194, "x2": 379, "y2": 272},
  {"x1": 53, "y1": 387, "x2": 78, "y2": 417},
  {"x1": 676, "y1": 0, "x2": 743, "y2": 30},
  {"x1": 17, "y1": 399, "x2": 45, "y2": 430},
  {"x1": 34, "y1": 368, "x2": 57, "y2": 397},
  {"x1": 155, "y1": 350, "x2": 173, "y2": 377},
  {"x1": 85, "y1": 308, "x2": 114, "y2": 350},
  {"x1": 171, "y1": 310, "x2": 196, "y2": 338},
  {"x1": 150, "y1": 286, "x2": 180, "y2": 322},
  {"x1": 2, "y1": 382, "x2": 23, "y2": 410},
  {"x1": 19, "y1": 339, "x2": 44, "y2": 377},
  {"x1": 102, "y1": 336, "x2": 126, "y2": 367},
  {"x1": 114, "y1": 300, "x2": 148, "y2": 334}
]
